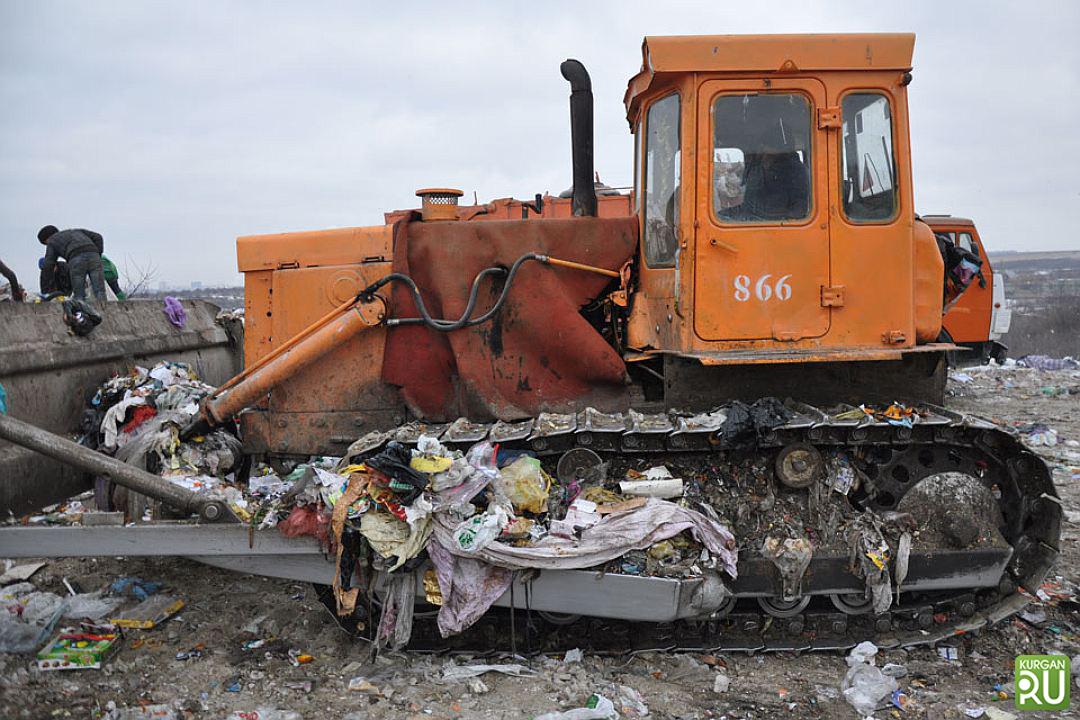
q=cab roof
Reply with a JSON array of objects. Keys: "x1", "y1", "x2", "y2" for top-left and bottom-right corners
[{"x1": 624, "y1": 33, "x2": 916, "y2": 124}]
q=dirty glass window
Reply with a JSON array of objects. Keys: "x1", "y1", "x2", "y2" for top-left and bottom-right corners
[
  {"x1": 712, "y1": 93, "x2": 812, "y2": 223},
  {"x1": 958, "y1": 232, "x2": 979, "y2": 257},
  {"x1": 643, "y1": 94, "x2": 680, "y2": 267},
  {"x1": 841, "y1": 93, "x2": 897, "y2": 222}
]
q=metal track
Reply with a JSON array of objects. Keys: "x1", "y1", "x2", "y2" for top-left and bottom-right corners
[{"x1": 342, "y1": 401, "x2": 1061, "y2": 654}]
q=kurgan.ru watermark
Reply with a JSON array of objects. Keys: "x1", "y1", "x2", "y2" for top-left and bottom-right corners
[{"x1": 1015, "y1": 655, "x2": 1070, "y2": 711}]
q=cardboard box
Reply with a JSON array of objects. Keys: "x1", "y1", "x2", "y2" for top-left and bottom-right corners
[{"x1": 36, "y1": 629, "x2": 120, "y2": 671}]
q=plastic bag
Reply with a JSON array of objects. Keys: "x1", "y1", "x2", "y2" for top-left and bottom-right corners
[
  {"x1": 842, "y1": 664, "x2": 897, "y2": 716},
  {"x1": 64, "y1": 591, "x2": 124, "y2": 620},
  {"x1": 21, "y1": 592, "x2": 66, "y2": 626},
  {"x1": 466, "y1": 441, "x2": 498, "y2": 479},
  {"x1": 535, "y1": 694, "x2": 617, "y2": 720},
  {"x1": 494, "y1": 456, "x2": 550, "y2": 514},
  {"x1": 62, "y1": 298, "x2": 103, "y2": 337},
  {"x1": 431, "y1": 456, "x2": 473, "y2": 492},
  {"x1": 0, "y1": 615, "x2": 47, "y2": 653},
  {"x1": 452, "y1": 505, "x2": 510, "y2": 554}
]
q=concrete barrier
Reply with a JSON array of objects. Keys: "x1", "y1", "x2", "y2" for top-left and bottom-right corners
[{"x1": 0, "y1": 299, "x2": 241, "y2": 516}]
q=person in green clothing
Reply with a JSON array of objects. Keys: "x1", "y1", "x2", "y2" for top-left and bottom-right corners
[{"x1": 101, "y1": 256, "x2": 126, "y2": 299}]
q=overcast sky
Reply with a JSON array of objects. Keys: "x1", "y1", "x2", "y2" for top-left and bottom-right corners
[{"x1": 1, "y1": 1, "x2": 1077, "y2": 288}]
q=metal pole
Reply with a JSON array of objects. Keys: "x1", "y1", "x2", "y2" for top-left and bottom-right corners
[{"x1": 0, "y1": 412, "x2": 234, "y2": 523}]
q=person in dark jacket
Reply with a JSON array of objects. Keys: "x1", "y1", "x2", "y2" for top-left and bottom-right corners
[
  {"x1": 38, "y1": 225, "x2": 107, "y2": 303},
  {"x1": 39, "y1": 257, "x2": 74, "y2": 296}
]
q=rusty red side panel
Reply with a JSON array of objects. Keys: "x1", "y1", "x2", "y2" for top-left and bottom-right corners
[{"x1": 382, "y1": 216, "x2": 639, "y2": 420}]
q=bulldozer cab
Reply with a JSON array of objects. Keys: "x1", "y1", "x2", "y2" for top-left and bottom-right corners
[{"x1": 624, "y1": 35, "x2": 935, "y2": 361}]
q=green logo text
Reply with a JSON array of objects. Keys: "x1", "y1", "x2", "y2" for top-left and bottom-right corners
[{"x1": 1015, "y1": 655, "x2": 1070, "y2": 711}]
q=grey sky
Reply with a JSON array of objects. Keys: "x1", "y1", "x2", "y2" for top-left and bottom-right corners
[{"x1": 1, "y1": 1, "x2": 1077, "y2": 288}]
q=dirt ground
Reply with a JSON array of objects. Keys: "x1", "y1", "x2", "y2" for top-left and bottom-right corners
[{"x1": 2, "y1": 365, "x2": 1078, "y2": 720}]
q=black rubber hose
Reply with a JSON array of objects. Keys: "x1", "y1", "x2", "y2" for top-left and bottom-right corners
[{"x1": 356, "y1": 252, "x2": 547, "y2": 332}]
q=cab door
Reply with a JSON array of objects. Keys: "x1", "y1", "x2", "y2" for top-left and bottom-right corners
[{"x1": 693, "y1": 79, "x2": 831, "y2": 342}]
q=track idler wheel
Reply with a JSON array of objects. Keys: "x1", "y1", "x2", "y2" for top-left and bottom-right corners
[
  {"x1": 774, "y1": 443, "x2": 823, "y2": 489},
  {"x1": 830, "y1": 592, "x2": 874, "y2": 615},
  {"x1": 757, "y1": 596, "x2": 811, "y2": 618}
]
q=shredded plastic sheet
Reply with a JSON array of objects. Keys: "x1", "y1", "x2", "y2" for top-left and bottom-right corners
[{"x1": 431, "y1": 497, "x2": 738, "y2": 577}]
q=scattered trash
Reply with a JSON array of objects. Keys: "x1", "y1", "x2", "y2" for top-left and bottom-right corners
[
  {"x1": 35, "y1": 628, "x2": 120, "y2": 670},
  {"x1": 62, "y1": 298, "x2": 103, "y2": 336},
  {"x1": 441, "y1": 663, "x2": 535, "y2": 680},
  {"x1": 174, "y1": 643, "x2": 206, "y2": 661},
  {"x1": 495, "y1": 456, "x2": 551, "y2": 513},
  {"x1": 614, "y1": 685, "x2": 649, "y2": 717},
  {"x1": 620, "y1": 465, "x2": 684, "y2": 498},
  {"x1": 881, "y1": 662, "x2": 908, "y2": 678},
  {"x1": 1016, "y1": 354, "x2": 1079, "y2": 371},
  {"x1": 535, "y1": 694, "x2": 617, "y2": 720},
  {"x1": 104, "y1": 703, "x2": 178, "y2": 720},
  {"x1": 713, "y1": 672, "x2": 730, "y2": 693},
  {"x1": 110, "y1": 594, "x2": 184, "y2": 629},
  {"x1": 162, "y1": 296, "x2": 186, "y2": 328},
  {"x1": 1019, "y1": 606, "x2": 1047, "y2": 625},
  {"x1": 110, "y1": 577, "x2": 162, "y2": 601},
  {"x1": 347, "y1": 676, "x2": 384, "y2": 695},
  {"x1": 63, "y1": 591, "x2": 124, "y2": 621},
  {"x1": 223, "y1": 710, "x2": 301, "y2": 720},
  {"x1": 938, "y1": 645, "x2": 960, "y2": 661},
  {"x1": 466, "y1": 677, "x2": 490, "y2": 694},
  {"x1": 842, "y1": 641, "x2": 899, "y2": 717},
  {"x1": 564, "y1": 648, "x2": 584, "y2": 663},
  {"x1": 959, "y1": 703, "x2": 986, "y2": 717},
  {"x1": 0, "y1": 561, "x2": 48, "y2": 585}
]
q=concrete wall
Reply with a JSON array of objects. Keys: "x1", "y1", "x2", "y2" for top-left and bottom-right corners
[{"x1": 0, "y1": 299, "x2": 241, "y2": 516}]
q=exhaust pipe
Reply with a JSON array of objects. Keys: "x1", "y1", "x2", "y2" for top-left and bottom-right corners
[{"x1": 560, "y1": 59, "x2": 597, "y2": 218}]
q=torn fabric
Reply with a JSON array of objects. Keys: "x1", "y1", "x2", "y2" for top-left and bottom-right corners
[
  {"x1": 431, "y1": 497, "x2": 738, "y2": 578},
  {"x1": 427, "y1": 540, "x2": 513, "y2": 637}
]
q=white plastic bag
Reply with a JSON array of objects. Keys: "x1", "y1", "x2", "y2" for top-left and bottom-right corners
[
  {"x1": 534, "y1": 694, "x2": 618, "y2": 720},
  {"x1": 452, "y1": 505, "x2": 510, "y2": 554}
]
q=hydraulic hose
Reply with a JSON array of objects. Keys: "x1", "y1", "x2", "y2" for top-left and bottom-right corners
[{"x1": 359, "y1": 252, "x2": 552, "y2": 332}]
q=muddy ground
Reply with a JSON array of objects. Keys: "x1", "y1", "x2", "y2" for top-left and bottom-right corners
[{"x1": 2, "y1": 364, "x2": 1078, "y2": 720}]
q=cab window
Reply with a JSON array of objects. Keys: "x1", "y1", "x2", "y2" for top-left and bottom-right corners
[
  {"x1": 643, "y1": 94, "x2": 680, "y2": 267},
  {"x1": 712, "y1": 93, "x2": 812, "y2": 224},
  {"x1": 958, "y1": 232, "x2": 979, "y2": 257},
  {"x1": 841, "y1": 93, "x2": 897, "y2": 222}
]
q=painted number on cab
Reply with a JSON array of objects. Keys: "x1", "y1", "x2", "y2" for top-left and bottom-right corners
[{"x1": 733, "y1": 274, "x2": 792, "y2": 302}]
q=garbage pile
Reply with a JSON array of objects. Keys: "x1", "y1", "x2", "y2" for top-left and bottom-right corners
[
  {"x1": 0, "y1": 571, "x2": 183, "y2": 659},
  {"x1": 261, "y1": 436, "x2": 742, "y2": 648},
  {"x1": 68, "y1": 364, "x2": 993, "y2": 650},
  {"x1": 79, "y1": 361, "x2": 245, "y2": 518}
]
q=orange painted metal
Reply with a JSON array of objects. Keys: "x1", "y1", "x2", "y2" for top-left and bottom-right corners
[
  {"x1": 619, "y1": 34, "x2": 931, "y2": 365},
  {"x1": 692, "y1": 77, "x2": 831, "y2": 342},
  {"x1": 543, "y1": 256, "x2": 621, "y2": 278},
  {"x1": 625, "y1": 34, "x2": 915, "y2": 124},
  {"x1": 228, "y1": 31, "x2": 948, "y2": 448},
  {"x1": 930, "y1": 217, "x2": 993, "y2": 343},
  {"x1": 205, "y1": 297, "x2": 385, "y2": 425},
  {"x1": 913, "y1": 219, "x2": 945, "y2": 343}
]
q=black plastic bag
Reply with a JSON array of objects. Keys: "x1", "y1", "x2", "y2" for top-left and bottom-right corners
[{"x1": 62, "y1": 298, "x2": 103, "y2": 336}]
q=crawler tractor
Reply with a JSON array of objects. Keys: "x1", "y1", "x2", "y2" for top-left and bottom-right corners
[{"x1": 0, "y1": 34, "x2": 1061, "y2": 653}]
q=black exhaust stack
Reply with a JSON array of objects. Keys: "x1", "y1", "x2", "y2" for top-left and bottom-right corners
[{"x1": 560, "y1": 59, "x2": 597, "y2": 217}]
